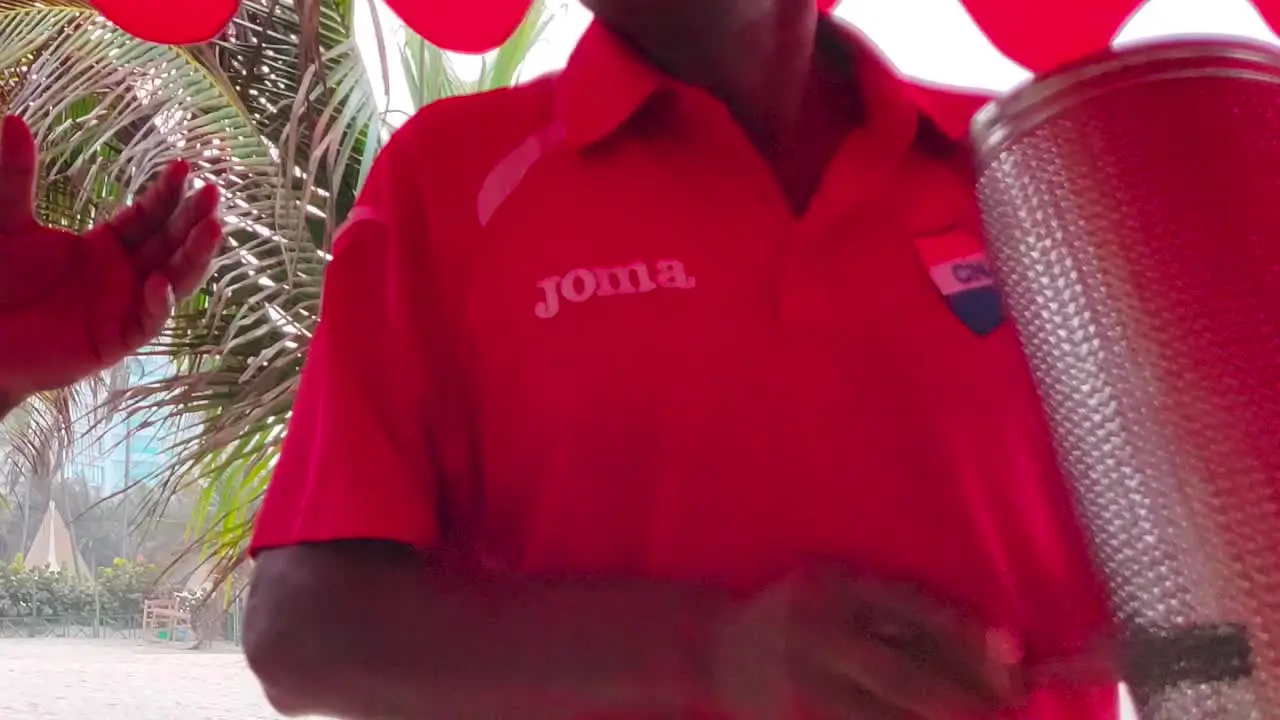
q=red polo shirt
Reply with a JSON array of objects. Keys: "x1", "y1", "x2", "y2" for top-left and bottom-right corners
[{"x1": 251, "y1": 15, "x2": 1117, "y2": 719}]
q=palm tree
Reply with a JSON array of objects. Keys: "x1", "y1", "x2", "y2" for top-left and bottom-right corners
[{"x1": 1, "y1": 0, "x2": 551, "y2": 588}]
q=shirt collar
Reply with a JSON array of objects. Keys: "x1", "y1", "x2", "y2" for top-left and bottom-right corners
[
  {"x1": 555, "y1": 21, "x2": 668, "y2": 150},
  {"x1": 554, "y1": 13, "x2": 972, "y2": 153}
]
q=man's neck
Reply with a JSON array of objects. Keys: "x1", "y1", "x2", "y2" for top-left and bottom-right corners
[{"x1": 592, "y1": 0, "x2": 821, "y2": 150}]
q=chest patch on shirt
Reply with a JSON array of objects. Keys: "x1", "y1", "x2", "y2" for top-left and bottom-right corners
[{"x1": 915, "y1": 230, "x2": 1005, "y2": 336}]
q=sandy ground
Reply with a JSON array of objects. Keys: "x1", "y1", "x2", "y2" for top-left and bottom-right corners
[{"x1": 0, "y1": 639, "x2": 304, "y2": 719}]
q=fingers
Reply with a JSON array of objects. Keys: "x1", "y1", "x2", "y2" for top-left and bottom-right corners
[
  {"x1": 167, "y1": 181, "x2": 220, "y2": 244},
  {"x1": 166, "y1": 214, "x2": 222, "y2": 299},
  {"x1": 982, "y1": 628, "x2": 1028, "y2": 699},
  {"x1": 804, "y1": 664, "x2": 916, "y2": 720},
  {"x1": 0, "y1": 115, "x2": 37, "y2": 230},
  {"x1": 805, "y1": 626, "x2": 994, "y2": 719},
  {"x1": 98, "y1": 168, "x2": 218, "y2": 358},
  {"x1": 1025, "y1": 638, "x2": 1119, "y2": 689},
  {"x1": 130, "y1": 177, "x2": 219, "y2": 281},
  {"x1": 783, "y1": 568, "x2": 1026, "y2": 718},
  {"x1": 122, "y1": 273, "x2": 176, "y2": 352},
  {"x1": 107, "y1": 160, "x2": 190, "y2": 249},
  {"x1": 839, "y1": 578, "x2": 1025, "y2": 707}
]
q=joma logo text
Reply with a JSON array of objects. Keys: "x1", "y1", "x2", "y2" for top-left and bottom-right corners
[{"x1": 534, "y1": 260, "x2": 696, "y2": 319}]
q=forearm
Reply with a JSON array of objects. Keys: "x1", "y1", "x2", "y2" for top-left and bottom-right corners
[{"x1": 247, "y1": 542, "x2": 731, "y2": 719}]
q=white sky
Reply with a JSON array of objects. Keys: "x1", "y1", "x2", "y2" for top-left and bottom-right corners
[{"x1": 356, "y1": 0, "x2": 1280, "y2": 121}]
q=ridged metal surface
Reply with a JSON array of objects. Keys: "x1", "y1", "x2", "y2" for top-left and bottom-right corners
[{"x1": 972, "y1": 38, "x2": 1280, "y2": 719}]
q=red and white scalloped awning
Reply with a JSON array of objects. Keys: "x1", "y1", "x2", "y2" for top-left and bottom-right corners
[{"x1": 88, "y1": 0, "x2": 1280, "y2": 73}]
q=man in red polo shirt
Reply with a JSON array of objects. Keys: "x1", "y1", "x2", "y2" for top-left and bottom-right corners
[{"x1": 244, "y1": 1, "x2": 1118, "y2": 718}]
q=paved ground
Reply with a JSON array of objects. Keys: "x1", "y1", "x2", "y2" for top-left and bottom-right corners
[{"x1": 0, "y1": 639, "x2": 307, "y2": 719}]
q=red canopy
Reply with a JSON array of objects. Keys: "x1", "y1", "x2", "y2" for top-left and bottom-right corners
[{"x1": 88, "y1": 0, "x2": 1280, "y2": 73}]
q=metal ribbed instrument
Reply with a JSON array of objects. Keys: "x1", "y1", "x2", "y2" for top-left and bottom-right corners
[{"x1": 971, "y1": 38, "x2": 1280, "y2": 719}]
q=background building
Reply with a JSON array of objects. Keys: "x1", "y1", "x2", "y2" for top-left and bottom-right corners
[{"x1": 67, "y1": 354, "x2": 182, "y2": 495}]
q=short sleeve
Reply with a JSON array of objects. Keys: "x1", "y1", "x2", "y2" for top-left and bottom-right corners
[{"x1": 250, "y1": 144, "x2": 445, "y2": 554}]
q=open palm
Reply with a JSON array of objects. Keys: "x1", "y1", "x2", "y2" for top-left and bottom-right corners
[{"x1": 0, "y1": 115, "x2": 221, "y2": 395}]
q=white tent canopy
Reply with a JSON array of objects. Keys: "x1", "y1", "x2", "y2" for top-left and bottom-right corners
[{"x1": 23, "y1": 501, "x2": 92, "y2": 580}]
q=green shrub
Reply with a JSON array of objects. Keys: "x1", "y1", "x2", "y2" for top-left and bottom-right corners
[{"x1": 0, "y1": 557, "x2": 159, "y2": 620}]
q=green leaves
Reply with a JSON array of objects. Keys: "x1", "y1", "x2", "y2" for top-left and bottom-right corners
[
  {"x1": 480, "y1": 0, "x2": 551, "y2": 90},
  {"x1": 0, "y1": 557, "x2": 158, "y2": 621},
  {"x1": 400, "y1": 0, "x2": 550, "y2": 105}
]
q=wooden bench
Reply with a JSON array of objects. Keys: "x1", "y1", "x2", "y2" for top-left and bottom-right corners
[{"x1": 141, "y1": 596, "x2": 192, "y2": 642}]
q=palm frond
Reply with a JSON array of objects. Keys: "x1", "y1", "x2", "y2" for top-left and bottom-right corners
[
  {"x1": 401, "y1": 0, "x2": 551, "y2": 104},
  {"x1": 480, "y1": 0, "x2": 551, "y2": 90}
]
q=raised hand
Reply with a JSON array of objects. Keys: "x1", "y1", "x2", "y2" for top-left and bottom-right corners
[
  {"x1": 0, "y1": 114, "x2": 222, "y2": 397},
  {"x1": 711, "y1": 564, "x2": 1026, "y2": 719}
]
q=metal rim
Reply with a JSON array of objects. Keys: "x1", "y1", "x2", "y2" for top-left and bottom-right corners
[{"x1": 971, "y1": 36, "x2": 1280, "y2": 168}]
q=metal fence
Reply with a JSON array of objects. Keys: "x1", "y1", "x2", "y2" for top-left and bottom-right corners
[
  {"x1": 0, "y1": 615, "x2": 140, "y2": 640},
  {"x1": 0, "y1": 600, "x2": 245, "y2": 644}
]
